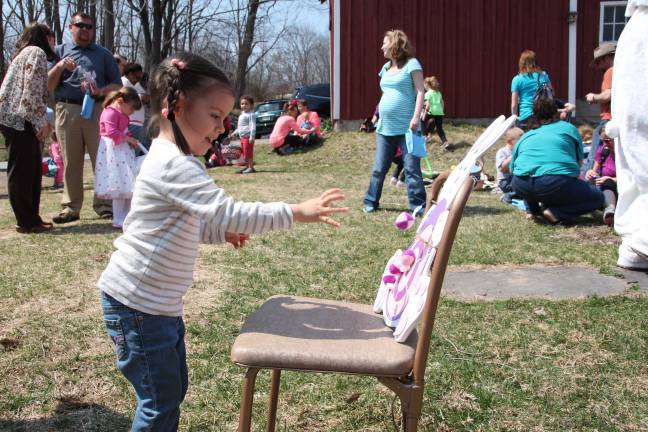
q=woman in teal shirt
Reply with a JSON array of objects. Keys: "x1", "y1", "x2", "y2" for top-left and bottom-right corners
[
  {"x1": 511, "y1": 50, "x2": 550, "y2": 130},
  {"x1": 363, "y1": 29, "x2": 426, "y2": 214},
  {"x1": 511, "y1": 94, "x2": 607, "y2": 224}
]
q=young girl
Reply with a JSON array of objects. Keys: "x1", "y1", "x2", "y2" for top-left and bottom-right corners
[
  {"x1": 49, "y1": 132, "x2": 65, "y2": 189},
  {"x1": 269, "y1": 103, "x2": 312, "y2": 155},
  {"x1": 97, "y1": 53, "x2": 347, "y2": 430},
  {"x1": 230, "y1": 95, "x2": 257, "y2": 173},
  {"x1": 423, "y1": 76, "x2": 449, "y2": 149},
  {"x1": 94, "y1": 87, "x2": 142, "y2": 228},
  {"x1": 585, "y1": 129, "x2": 617, "y2": 226}
]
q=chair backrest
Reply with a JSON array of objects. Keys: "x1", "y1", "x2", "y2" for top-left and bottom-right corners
[{"x1": 412, "y1": 176, "x2": 474, "y2": 381}]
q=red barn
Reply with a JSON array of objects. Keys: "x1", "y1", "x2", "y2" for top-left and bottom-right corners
[{"x1": 329, "y1": 0, "x2": 629, "y2": 128}]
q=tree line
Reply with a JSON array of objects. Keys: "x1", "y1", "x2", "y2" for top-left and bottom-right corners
[{"x1": 0, "y1": 0, "x2": 330, "y2": 100}]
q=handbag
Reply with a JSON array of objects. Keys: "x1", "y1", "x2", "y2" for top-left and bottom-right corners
[{"x1": 405, "y1": 128, "x2": 426, "y2": 158}]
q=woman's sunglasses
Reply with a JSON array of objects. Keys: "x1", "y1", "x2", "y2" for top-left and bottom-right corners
[{"x1": 72, "y1": 22, "x2": 94, "y2": 30}]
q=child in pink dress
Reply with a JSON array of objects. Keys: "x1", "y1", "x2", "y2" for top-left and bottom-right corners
[
  {"x1": 49, "y1": 132, "x2": 65, "y2": 189},
  {"x1": 94, "y1": 87, "x2": 142, "y2": 228}
]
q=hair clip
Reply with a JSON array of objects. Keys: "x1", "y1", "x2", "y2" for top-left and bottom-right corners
[
  {"x1": 170, "y1": 59, "x2": 186, "y2": 70},
  {"x1": 161, "y1": 108, "x2": 169, "y2": 118}
]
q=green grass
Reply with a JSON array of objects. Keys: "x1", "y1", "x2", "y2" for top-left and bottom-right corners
[{"x1": 0, "y1": 126, "x2": 646, "y2": 431}]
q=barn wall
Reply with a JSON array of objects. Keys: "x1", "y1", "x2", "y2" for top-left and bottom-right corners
[{"x1": 337, "y1": 0, "x2": 572, "y2": 120}]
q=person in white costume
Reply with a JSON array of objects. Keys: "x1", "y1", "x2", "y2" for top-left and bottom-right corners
[{"x1": 606, "y1": 0, "x2": 648, "y2": 270}]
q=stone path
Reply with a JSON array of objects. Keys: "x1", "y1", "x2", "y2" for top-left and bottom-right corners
[{"x1": 444, "y1": 265, "x2": 648, "y2": 301}]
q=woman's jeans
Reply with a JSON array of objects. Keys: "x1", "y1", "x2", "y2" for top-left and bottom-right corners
[
  {"x1": 364, "y1": 133, "x2": 426, "y2": 211},
  {"x1": 512, "y1": 174, "x2": 604, "y2": 221},
  {"x1": 101, "y1": 291, "x2": 188, "y2": 432}
]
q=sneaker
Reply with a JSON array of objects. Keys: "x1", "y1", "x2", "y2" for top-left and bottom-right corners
[
  {"x1": 52, "y1": 183, "x2": 64, "y2": 190},
  {"x1": 617, "y1": 242, "x2": 648, "y2": 270},
  {"x1": 99, "y1": 211, "x2": 113, "y2": 220},
  {"x1": 241, "y1": 167, "x2": 257, "y2": 174},
  {"x1": 603, "y1": 205, "x2": 615, "y2": 227},
  {"x1": 53, "y1": 212, "x2": 80, "y2": 224},
  {"x1": 396, "y1": 180, "x2": 406, "y2": 188},
  {"x1": 362, "y1": 205, "x2": 376, "y2": 214},
  {"x1": 390, "y1": 177, "x2": 398, "y2": 186}
]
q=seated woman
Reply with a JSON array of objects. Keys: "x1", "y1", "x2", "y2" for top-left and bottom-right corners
[
  {"x1": 510, "y1": 91, "x2": 610, "y2": 224},
  {"x1": 269, "y1": 103, "x2": 312, "y2": 155},
  {"x1": 297, "y1": 99, "x2": 321, "y2": 146}
]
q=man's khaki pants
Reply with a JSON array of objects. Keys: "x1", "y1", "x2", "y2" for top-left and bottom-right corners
[{"x1": 55, "y1": 102, "x2": 111, "y2": 217}]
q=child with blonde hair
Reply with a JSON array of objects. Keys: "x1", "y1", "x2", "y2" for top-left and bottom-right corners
[
  {"x1": 495, "y1": 126, "x2": 524, "y2": 203},
  {"x1": 423, "y1": 76, "x2": 449, "y2": 149},
  {"x1": 98, "y1": 52, "x2": 347, "y2": 430}
]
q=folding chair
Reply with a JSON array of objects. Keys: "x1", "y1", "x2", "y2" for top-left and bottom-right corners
[{"x1": 231, "y1": 177, "x2": 475, "y2": 432}]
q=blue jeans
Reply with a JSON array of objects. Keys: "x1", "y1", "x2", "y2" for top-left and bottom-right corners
[
  {"x1": 102, "y1": 291, "x2": 188, "y2": 432},
  {"x1": 364, "y1": 133, "x2": 426, "y2": 211},
  {"x1": 512, "y1": 174, "x2": 604, "y2": 221}
]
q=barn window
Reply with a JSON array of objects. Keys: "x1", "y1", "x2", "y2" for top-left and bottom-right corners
[{"x1": 599, "y1": 1, "x2": 629, "y2": 43}]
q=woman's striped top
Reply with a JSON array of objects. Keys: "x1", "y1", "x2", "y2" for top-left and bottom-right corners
[
  {"x1": 376, "y1": 58, "x2": 422, "y2": 136},
  {"x1": 97, "y1": 138, "x2": 293, "y2": 316}
]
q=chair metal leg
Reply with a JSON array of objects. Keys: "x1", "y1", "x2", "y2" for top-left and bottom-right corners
[
  {"x1": 266, "y1": 369, "x2": 281, "y2": 432},
  {"x1": 238, "y1": 368, "x2": 260, "y2": 432}
]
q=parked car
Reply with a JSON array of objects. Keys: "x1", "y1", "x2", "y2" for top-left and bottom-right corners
[
  {"x1": 254, "y1": 99, "x2": 289, "y2": 138},
  {"x1": 293, "y1": 83, "x2": 330, "y2": 118}
]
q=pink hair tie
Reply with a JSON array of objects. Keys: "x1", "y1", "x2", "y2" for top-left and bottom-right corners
[
  {"x1": 170, "y1": 58, "x2": 186, "y2": 70},
  {"x1": 161, "y1": 108, "x2": 169, "y2": 118}
]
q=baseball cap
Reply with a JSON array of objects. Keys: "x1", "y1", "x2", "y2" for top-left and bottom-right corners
[{"x1": 590, "y1": 42, "x2": 616, "y2": 66}]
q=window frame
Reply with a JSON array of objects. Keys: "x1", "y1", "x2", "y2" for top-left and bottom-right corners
[{"x1": 599, "y1": 1, "x2": 629, "y2": 43}]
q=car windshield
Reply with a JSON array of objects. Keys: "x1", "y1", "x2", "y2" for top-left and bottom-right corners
[{"x1": 256, "y1": 102, "x2": 283, "y2": 113}]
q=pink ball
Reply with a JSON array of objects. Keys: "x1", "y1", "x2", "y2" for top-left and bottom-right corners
[{"x1": 394, "y1": 211, "x2": 415, "y2": 231}]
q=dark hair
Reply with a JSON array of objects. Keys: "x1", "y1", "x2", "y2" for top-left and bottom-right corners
[
  {"x1": 527, "y1": 87, "x2": 558, "y2": 130},
  {"x1": 240, "y1": 95, "x2": 254, "y2": 105},
  {"x1": 283, "y1": 102, "x2": 298, "y2": 114},
  {"x1": 72, "y1": 12, "x2": 95, "y2": 25},
  {"x1": 149, "y1": 52, "x2": 234, "y2": 155},
  {"x1": 14, "y1": 22, "x2": 56, "y2": 61},
  {"x1": 103, "y1": 86, "x2": 142, "y2": 110},
  {"x1": 297, "y1": 99, "x2": 308, "y2": 108},
  {"x1": 123, "y1": 62, "x2": 143, "y2": 75}
]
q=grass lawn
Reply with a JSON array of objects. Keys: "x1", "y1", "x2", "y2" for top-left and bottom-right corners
[{"x1": 0, "y1": 126, "x2": 646, "y2": 431}]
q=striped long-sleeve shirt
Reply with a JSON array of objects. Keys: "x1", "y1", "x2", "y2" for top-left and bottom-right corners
[{"x1": 97, "y1": 137, "x2": 293, "y2": 316}]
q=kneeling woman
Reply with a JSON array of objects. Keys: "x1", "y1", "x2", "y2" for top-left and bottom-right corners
[
  {"x1": 269, "y1": 103, "x2": 312, "y2": 155},
  {"x1": 510, "y1": 95, "x2": 610, "y2": 224}
]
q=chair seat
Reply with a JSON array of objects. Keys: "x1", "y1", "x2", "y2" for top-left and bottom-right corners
[{"x1": 231, "y1": 295, "x2": 418, "y2": 377}]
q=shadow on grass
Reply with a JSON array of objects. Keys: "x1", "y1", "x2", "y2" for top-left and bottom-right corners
[
  {"x1": 0, "y1": 193, "x2": 7, "y2": 200},
  {"x1": 45, "y1": 222, "x2": 118, "y2": 236},
  {"x1": 0, "y1": 397, "x2": 130, "y2": 431},
  {"x1": 463, "y1": 205, "x2": 510, "y2": 217}
]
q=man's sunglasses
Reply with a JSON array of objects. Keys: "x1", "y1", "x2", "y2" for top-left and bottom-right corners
[{"x1": 72, "y1": 22, "x2": 93, "y2": 30}]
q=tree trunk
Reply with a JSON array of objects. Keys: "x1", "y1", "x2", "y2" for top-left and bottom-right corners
[
  {"x1": 235, "y1": 0, "x2": 260, "y2": 99},
  {"x1": 52, "y1": 0, "x2": 62, "y2": 43},
  {"x1": 44, "y1": 0, "x2": 53, "y2": 28},
  {"x1": 0, "y1": 0, "x2": 4, "y2": 80},
  {"x1": 103, "y1": 0, "x2": 115, "y2": 52}
]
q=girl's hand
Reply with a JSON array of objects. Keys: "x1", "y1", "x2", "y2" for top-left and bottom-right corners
[
  {"x1": 125, "y1": 137, "x2": 139, "y2": 148},
  {"x1": 225, "y1": 232, "x2": 249, "y2": 248},
  {"x1": 290, "y1": 188, "x2": 349, "y2": 227},
  {"x1": 409, "y1": 118, "x2": 419, "y2": 131}
]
